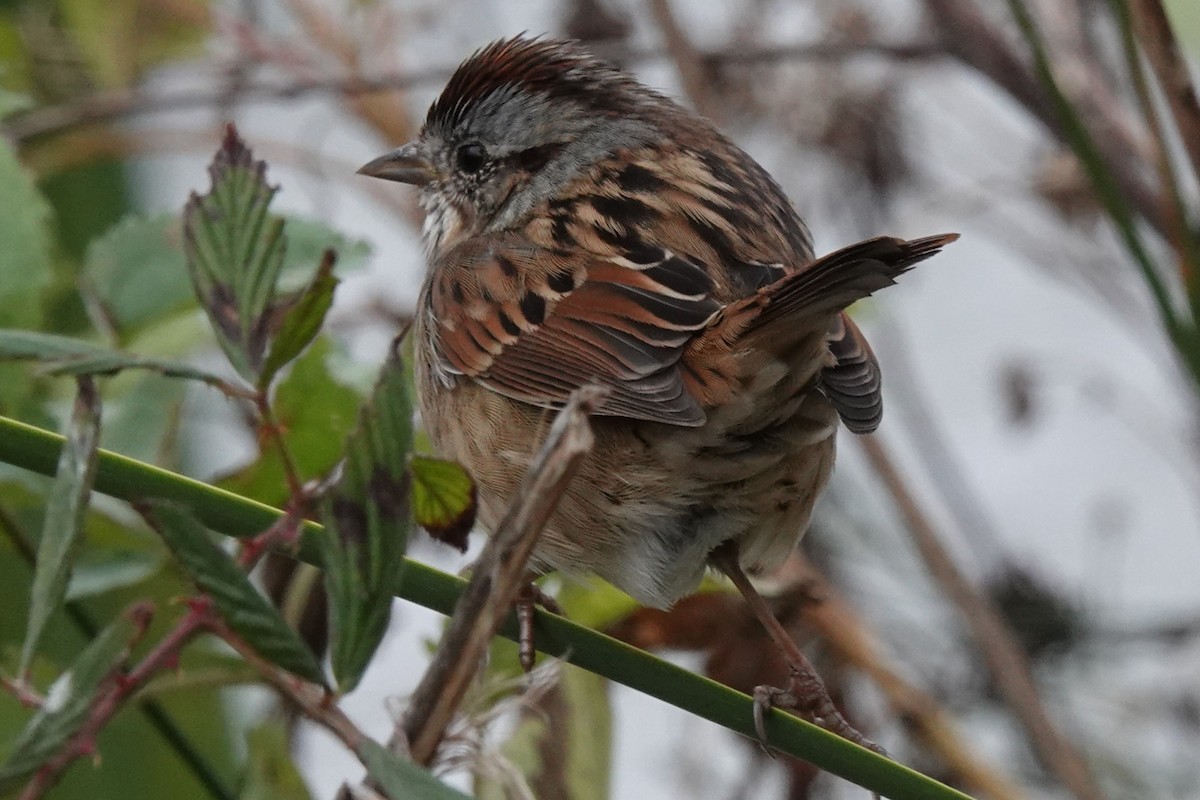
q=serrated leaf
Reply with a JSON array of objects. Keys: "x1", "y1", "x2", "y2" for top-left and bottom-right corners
[
  {"x1": 0, "y1": 605, "x2": 148, "y2": 790},
  {"x1": 82, "y1": 213, "x2": 194, "y2": 337},
  {"x1": 241, "y1": 723, "x2": 315, "y2": 800},
  {"x1": 409, "y1": 456, "x2": 476, "y2": 552},
  {"x1": 357, "y1": 740, "x2": 472, "y2": 800},
  {"x1": 259, "y1": 250, "x2": 339, "y2": 389},
  {"x1": 183, "y1": 125, "x2": 285, "y2": 381},
  {"x1": 0, "y1": 328, "x2": 230, "y2": 384},
  {"x1": 140, "y1": 501, "x2": 325, "y2": 685},
  {"x1": 319, "y1": 342, "x2": 413, "y2": 692},
  {"x1": 19, "y1": 377, "x2": 101, "y2": 676}
]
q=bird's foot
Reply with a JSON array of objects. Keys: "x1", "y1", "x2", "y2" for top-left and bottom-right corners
[
  {"x1": 516, "y1": 582, "x2": 563, "y2": 672},
  {"x1": 752, "y1": 668, "x2": 886, "y2": 760}
]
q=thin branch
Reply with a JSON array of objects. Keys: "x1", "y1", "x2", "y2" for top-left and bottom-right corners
[
  {"x1": 20, "y1": 602, "x2": 200, "y2": 800},
  {"x1": 1128, "y1": 0, "x2": 1200, "y2": 189},
  {"x1": 397, "y1": 386, "x2": 605, "y2": 766},
  {"x1": 1114, "y1": 0, "x2": 1200, "y2": 295},
  {"x1": 2, "y1": 42, "x2": 946, "y2": 143},
  {"x1": 858, "y1": 434, "x2": 1104, "y2": 800},
  {"x1": 210, "y1": 618, "x2": 366, "y2": 753},
  {"x1": 647, "y1": 0, "x2": 722, "y2": 121}
]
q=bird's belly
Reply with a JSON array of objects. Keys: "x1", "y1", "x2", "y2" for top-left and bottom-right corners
[{"x1": 420, "y1": 373, "x2": 839, "y2": 609}]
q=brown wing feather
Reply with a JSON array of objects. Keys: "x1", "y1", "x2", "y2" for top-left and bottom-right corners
[
  {"x1": 428, "y1": 234, "x2": 720, "y2": 426},
  {"x1": 683, "y1": 234, "x2": 958, "y2": 410}
]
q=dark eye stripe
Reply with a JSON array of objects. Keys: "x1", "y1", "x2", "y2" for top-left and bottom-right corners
[{"x1": 513, "y1": 142, "x2": 563, "y2": 172}]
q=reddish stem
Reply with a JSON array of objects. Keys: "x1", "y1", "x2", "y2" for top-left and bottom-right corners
[{"x1": 18, "y1": 602, "x2": 204, "y2": 800}]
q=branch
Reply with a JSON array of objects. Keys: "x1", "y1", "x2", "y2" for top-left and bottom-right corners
[
  {"x1": 3, "y1": 42, "x2": 945, "y2": 143},
  {"x1": 210, "y1": 618, "x2": 366, "y2": 753},
  {"x1": 0, "y1": 504, "x2": 237, "y2": 800},
  {"x1": 398, "y1": 386, "x2": 604, "y2": 765},
  {"x1": 1128, "y1": 0, "x2": 1200, "y2": 188},
  {"x1": 858, "y1": 435, "x2": 1103, "y2": 800}
]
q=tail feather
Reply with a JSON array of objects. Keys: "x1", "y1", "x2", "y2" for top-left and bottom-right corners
[{"x1": 748, "y1": 234, "x2": 958, "y2": 332}]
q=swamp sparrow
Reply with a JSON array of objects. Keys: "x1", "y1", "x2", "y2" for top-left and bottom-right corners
[{"x1": 360, "y1": 36, "x2": 955, "y2": 751}]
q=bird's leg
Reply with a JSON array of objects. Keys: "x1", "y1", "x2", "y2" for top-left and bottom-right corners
[
  {"x1": 710, "y1": 542, "x2": 885, "y2": 757},
  {"x1": 516, "y1": 579, "x2": 563, "y2": 672}
]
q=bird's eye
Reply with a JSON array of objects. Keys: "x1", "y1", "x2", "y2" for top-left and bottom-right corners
[{"x1": 456, "y1": 143, "x2": 487, "y2": 174}]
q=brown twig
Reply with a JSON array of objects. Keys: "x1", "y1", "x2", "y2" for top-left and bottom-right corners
[
  {"x1": 1128, "y1": 0, "x2": 1200, "y2": 190},
  {"x1": 396, "y1": 386, "x2": 606, "y2": 767},
  {"x1": 1116, "y1": 0, "x2": 1200, "y2": 287},
  {"x1": 210, "y1": 617, "x2": 366, "y2": 752},
  {"x1": 858, "y1": 435, "x2": 1104, "y2": 800},
  {"x1": 647, "y1": 0, "x2": 722, "y2": 121},
  {"x1": 3, "y1": 42, "x2": 945, "y2": 143},
  {"x1": 19, "y1": 602, "x2": 186, "y2": 800}
]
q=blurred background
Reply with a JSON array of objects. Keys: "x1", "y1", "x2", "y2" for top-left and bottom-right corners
[{"x1": 2, "y1": 0, "x2": 1199, "y2": 798}]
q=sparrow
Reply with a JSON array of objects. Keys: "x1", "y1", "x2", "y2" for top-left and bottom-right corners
[{"x1": 359, "y1": 35, "x2": 955, "y2": 752}]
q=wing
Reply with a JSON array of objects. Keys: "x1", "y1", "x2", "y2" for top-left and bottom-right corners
[{"x1": 425, "y1": 234, "x2": 721, "y2": 426}]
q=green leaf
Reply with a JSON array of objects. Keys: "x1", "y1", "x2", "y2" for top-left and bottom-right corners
[
  {"x1": 0, "y1": 605, "x2": 148, "y2": 790},
  {"x1": 259, "y1": 250, "x2": 339, "y2": 389},
  {"x1": 19, "y1": 377, "x2": 101, "y2": 675},
  {"x1": 357, "y1": 740, "x2": 472, "y2": 800},
  {"x1": 82, "y1": 214, "x2": 195, "y2": 338},
  {"x1": 240, "y1": 723, "x2": 315, "y2": 800},
  {"x1": 409, "y1": 456, "x2": 476, "y2": 552},
  {"x1": 140, "y1": 501, "x2": 325, "y2": 685},
  {"x1": 0, "y1": 138, "x2": 52, "y2": 331},
  {"x1": 0, "y1": 328, "x2": 232, "y2": 385},
  {"x1": 319, "y1": 342, "x2": 413, "y2": 692},
  {"x1": 183, "y1": 126, "x2": 286, "y2": 381}
]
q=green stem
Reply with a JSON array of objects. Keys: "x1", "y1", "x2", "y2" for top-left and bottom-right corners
[
  {"x1": 0, "y1": 414, "x2": 975, "y2": 800},
  {"x1": 0, "y1": 502, "x2": 237, "y2": 800}
]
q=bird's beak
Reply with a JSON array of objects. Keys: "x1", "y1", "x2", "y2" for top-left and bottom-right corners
[{"x1": 356, "y1": 142, "x2": 436, "y2": 186}]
